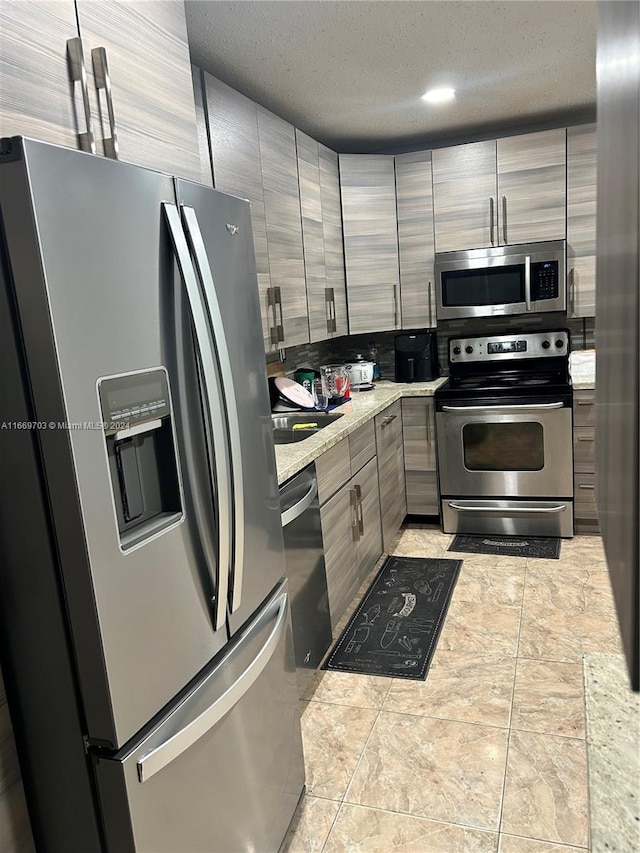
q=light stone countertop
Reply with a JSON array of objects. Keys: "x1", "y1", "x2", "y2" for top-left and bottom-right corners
[
  {"x1": 570, "y1": 350, "x2": 596, "y2": 390},
  {"x1": 274, "y1": 379, "x2": 447, "y2": 484}
]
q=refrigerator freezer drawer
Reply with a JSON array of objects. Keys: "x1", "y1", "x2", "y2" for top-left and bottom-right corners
[{"x1": 95, "y1": 581, "x2": 304, "y2": 852}]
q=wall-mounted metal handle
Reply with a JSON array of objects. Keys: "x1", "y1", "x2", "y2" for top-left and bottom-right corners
[
  {"x1": 428, "y1": 280, "x2": 433, "y2": 327},
  {"x1": 66, "y1": 38, "x2": 96, "y2": 154},
  {"x1": 502, "y1": 195, "x2": 508, "y2": 244},
  {"x1": 354, "y1": 484, "x2": 364, "y2": 535},
  {"x1": 137, "y1": 589, "x2": 288, "y2": 783},
  {"x1": 281, "y1": 478, "x2": 317, "y2": 528},
  {"x1": 181, "y1": 205, "x2": 245, "y2": 614},
  {"x1": 448, "y1": 502, "x2": 567, "y2": 514},
  {"x1": 380, "y1": 414, "x2": 397, "y2": 429},
  {"x1": 393, "y1": 284, "x2": 399, "y2": 327},
  {"x1": 91, "y1": 47, "x2": 119, "y2": 159},
  {"x1": 524, "y1": 255, "x2": 532, "y2": 311},
  {"x1": 163, "y1": 203, "x2": 229, "y2": 631},
  {"x1": 442, "y1": 402, "x2": 564, "y2": 413},
  {"x1": 350, "y1": 488, "x2": 360, "y2": 541},
  {"x1": 489, "y1": 197, "x2": 495, "y2": 246}
]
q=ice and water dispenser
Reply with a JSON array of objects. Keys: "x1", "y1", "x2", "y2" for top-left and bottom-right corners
[{"x1": 99, "y1": 369, "x2": 182, "y2": 550}]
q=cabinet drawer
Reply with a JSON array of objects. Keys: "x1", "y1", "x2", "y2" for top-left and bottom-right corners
[
  {"x1": 574, "y1": 473, "x2": 597, "y2": 519},
  {"x1": 573, "y1": 390, "x2": 596, "y2": 427},
  {"x1": 349, "y1": 419, "x2": 376, "y2": 475},
  {"x1": 402, "y1": 398, "x2": 436, "y2": 472},
  {"x1": 315, "y1": 439, "x2": 351, "y2": 504},
  {"x1": 573, "y1": 427, "x2": 595, "y2": 473},
  {"x1": 406, "y1": 471, "x2": 439, "y2": 515}
]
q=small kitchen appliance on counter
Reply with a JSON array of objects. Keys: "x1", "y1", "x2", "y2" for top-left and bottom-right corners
[
  {"x1": 345, "y1": 355, "x2": 375, "y2": 391},
  {"x1": 435, "y1": 329, "x2": 574, "y2": 538},
  {"x1": 395, "y1": 331, "x2": 440, "y2": 382},
  {"x1": 319, "y1": 363, "x2": 351, "y2": 404}
]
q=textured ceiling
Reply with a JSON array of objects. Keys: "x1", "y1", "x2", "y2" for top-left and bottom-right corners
[{"x1": 185, "y1": 0, "x2": 597, "y2": 153}]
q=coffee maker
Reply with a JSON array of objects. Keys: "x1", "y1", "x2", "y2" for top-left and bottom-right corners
[{"x1": 394, "y1": 332, "x2": 440, "y2": 382}]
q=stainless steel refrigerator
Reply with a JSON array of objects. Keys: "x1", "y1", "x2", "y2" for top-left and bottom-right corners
[{"x1": 0, "y1": 137, "x2": 305, "y2": 851}]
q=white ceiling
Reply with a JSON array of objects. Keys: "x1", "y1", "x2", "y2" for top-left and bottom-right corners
[{"x1": 185, "y1": 0, "x2": 597, "y2": 153}]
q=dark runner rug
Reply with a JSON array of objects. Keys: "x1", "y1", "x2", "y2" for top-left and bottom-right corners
[
  {"x1": 323, "y1": 556, "x2": 462, "y2": 680},
  {"x1": 448, "y1": 533, "x2": 561, "y2": 559}
]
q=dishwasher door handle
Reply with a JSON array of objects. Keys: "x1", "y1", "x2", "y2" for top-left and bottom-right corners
[{"x1": 281, "y1": 478, "x2": 318, "y2": 528}]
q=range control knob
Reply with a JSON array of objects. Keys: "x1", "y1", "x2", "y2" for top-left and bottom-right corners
[
  {"x1": 555, "y1": 339, "x2": 564, "y2": 348},
  {"x1": 453, "y1": 346, "x2": 461, "y2": 355},
  {"x1": 465, "y1": 345, "x2": 473, "y2": 354},
  {"x1": 541, "y1": 340, "x2": 551, "y2": 350}
]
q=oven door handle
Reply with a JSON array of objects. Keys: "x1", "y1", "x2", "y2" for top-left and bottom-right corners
[
  {"x1": 448, "y1": 502, "x2": 567, "y2": 514},
  {"x1": 441, "y1": 402, "x2": 565, "y2": 412}
]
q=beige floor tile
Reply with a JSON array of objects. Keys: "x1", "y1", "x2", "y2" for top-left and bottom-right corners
[
  {"x1": 324, "y1": 803, "x2": 499, "y2": 852},
  {"x1": 300, "y1": 700, "x2": 378, "y2": 800},
  {"x1": 518, "y1": 608, "x2": 623, "y2": 664},
  {"x1": 452, "y1": 563, "x2": 525, "y2": 606},
  {"x1": 498, "y1": 835, "x2": 587, "y2": 852},
  {"x1": 449, "y1": 551, "x2": 529, "y2": 571},
  {"x1": 501, "y1": 730, "x2": 589, "y2": 847},
  {"x1": 345, "y1": 711, "x2": 509, "y2": 831},
  {"x1": 383, "y1": 652, "x2": 515, "y2": 728},
  {"x1": 523, "y1": 566, "x2": 616, "y2": 615},
  {"x1": 554, "y1": 535, "x2": 607, "y2": 565},
  {"x1": 438, "y1": 600, "x2": 521, "y2": 657},
  {"x1": 392, "y1": 528, "x2": 450, "y2": 558},
  {"x1": 511, "y1": 659, "x2": 585, "y2": 739},
  {"x1": 281, "y1": 795, "x2": 340, "y2": 853},
  {"x1": 303, "y1": 670, "x2": 392, "y2": 709}
]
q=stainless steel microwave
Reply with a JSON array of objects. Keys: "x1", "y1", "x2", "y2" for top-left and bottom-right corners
[{"x1": 434, "y1": 239, "x2": 566, "y2": 321}]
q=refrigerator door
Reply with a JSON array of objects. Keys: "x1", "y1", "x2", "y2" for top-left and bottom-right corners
[
  {"x1": 95, "y1": 582, "x2": 304, "y2": 853},
  {"x1": 174, "y1": 180, "x2": 287, "y2": 635},
  {"x1": 0, "y1": 139, "x2": 230, "y2": 747}
]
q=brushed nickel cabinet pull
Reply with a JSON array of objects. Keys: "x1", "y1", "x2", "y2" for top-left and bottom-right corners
[
  {"x1": 354, "y1": 484, "x2": 364, "y2": 535},
  {"x1": 489, "y1": 197, "x2": 495, "y2": 246},
  {"x1": 428, "y1": 280, "x2": 433, "y2": 327},
  {"x1": 393, "y1": 284, "x2": 399, "y2": 327},
  {"x1": 91, "y1": 47, "x2": 119, "y2": 159},
  {"x1": 350, "y1": 488, "x2": 360, "y2": 541},
  {"x1": 576, "y1": 400, "x2": 594, "y2": 406},
  {"x1": 502, "y1": 195, "x2": 508, "y2": 243},
  {"x1": 274, "y1": 285, "x2": 285, "y2": 343},
  {"x1": 577, "y1": 435, "x2": 595, "y2": 442},
  {"x1": 325, "y1": 287, "x2": 336, "y2": 334},
  {"x1": 578, "y1": 483, "x2": 595, "y2": 490},
  {"x1": 67, "y1": 38, "x2": 96, "y2": 154}
]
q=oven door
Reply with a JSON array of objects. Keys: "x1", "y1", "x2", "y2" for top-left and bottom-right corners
[{"x1": 436, "y1": 400, "x2": 573, "y2": 498}]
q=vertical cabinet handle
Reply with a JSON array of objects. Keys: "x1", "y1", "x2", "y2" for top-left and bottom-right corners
[
  {"x1": 569, "y1": 268, "x2": 576, "y2": 316},
  {"x1": 426, "y1": 404, "x2": 431, "y2": 445},
  {"x1": 489, "y1": 197, "x2": 495, "y2": 246},
  {"x1": 350, "y1": 488, "x2": 360, "y2": 542},
  {"x1": 502, "y1": 195, "x2": 508, "y2": 244},
  {"x1": 427, "y1": 280, "x2": 433, "y2": 327},
  {"x1": 274, "y1": 285, "x2": 285, "y2": 343},
  {"x1": 267, "y1": 287, "x2": 278, "y2": 345},
  {"x1": 91, "y1": 47, "x2": 119, "y2": 160},
  {"x1": 354, "y1": 484, "x2": 364, "y2": 536},
  {"x1": 325, "y1": 287, "x2": 336, "y2": 334},
  {"x1": 66, "y1": 38, "x2": 96, "y2": 154},
  {"x1": 393, "y1": 284, "x2": 399, "y2": 328}
]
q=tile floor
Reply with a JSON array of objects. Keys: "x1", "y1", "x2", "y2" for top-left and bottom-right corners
[{"x1": 282, "y1": 524, "x2": 624, "y2": 852}]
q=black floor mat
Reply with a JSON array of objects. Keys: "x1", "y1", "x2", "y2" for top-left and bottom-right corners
[
  {"x1": 448, "y1": 533, "x2": 561, "y2": 559},
  {"x1": 323, "y1": 556, "x2": 462, "y2": 680}
]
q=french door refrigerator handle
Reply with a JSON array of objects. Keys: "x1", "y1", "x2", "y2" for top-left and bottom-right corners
[
  {"x1": 281, "y1": 478, "x2": 317, "y2": 528},
  {"x1": 448, "y1": 502, "x2": 567, "y2": 514},
  {"x1": 181, "y1": 205, "x2": 245, "y2": 614},
  {"x1": 163, "y1": 202, "x2": 230, "y2": 631},
  {"x1": 136, "y1": 590, "x2": 289, "y2": 783},
  {"x1": 441, "y1": 402, "x2": 565, "y2": 412}
]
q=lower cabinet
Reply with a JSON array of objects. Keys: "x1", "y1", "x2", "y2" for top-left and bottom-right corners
[
  {"x1": 375, "y1": 401, "x2": 407, "y2": 551},
  {"x1": 402, "y1": 398, "x2": 439, "y2": 515},
  {"x1": 316, "y1": 422, "x2": 383, "y2": 629},
  {"x1": 573, "y1": 389, "x2": 599, "y2": 533}
]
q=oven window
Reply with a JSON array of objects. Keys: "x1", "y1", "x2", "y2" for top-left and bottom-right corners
[
  {"x1": 442, "y1": 265, "x2": 525, "y2": 306},
  {"x1": 463, "y1": 422, "x2": 544, "y2": 471}
]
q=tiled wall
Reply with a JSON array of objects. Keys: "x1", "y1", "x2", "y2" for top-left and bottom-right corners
[{"x1": 281, "y1": 316, "x2": 595, "y2": 380}]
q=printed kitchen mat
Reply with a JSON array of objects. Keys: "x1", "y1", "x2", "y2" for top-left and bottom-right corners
[
  {"x1": 323, "y1": 556, "x2": 462, "y2": 680},
  {"x1": 448, "y1": 533, "x2": 561, "y2": 559}
]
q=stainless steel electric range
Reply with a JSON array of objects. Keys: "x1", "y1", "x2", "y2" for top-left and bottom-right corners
[{"x1": 435, "y1": 329, "x2": 574, "y2": 538}]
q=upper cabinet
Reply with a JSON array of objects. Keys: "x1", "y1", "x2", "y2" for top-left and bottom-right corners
[
  {"x1": 318, "y1": 143, "x2": 348, "y2": 338},
  {"x1": 0, "y1": 1, "x2": 201, "y2": 181},
  {"x1": 395, "y1": 150, "x2": 436, "y2": 328},
  {"x1": 340, "y1": 154, "x2": 401, "y2": 334},
  {"x1": 567, "y1": 123, "x2": 597, "y2": 318},
  {"x1": 432, "y1": 129, "x2": 567, "y2": 252}
]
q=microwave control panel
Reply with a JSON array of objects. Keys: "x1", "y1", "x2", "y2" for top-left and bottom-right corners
[{"x1": 531, "y1": 261, "x2": 559, "y2": 301}]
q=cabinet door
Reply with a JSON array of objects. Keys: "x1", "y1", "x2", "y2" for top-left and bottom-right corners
[
  {"x1": 257, "y1": 107, "x2": 309, "y2": 348},
  {"x1": 75, "y1": 0, "x2": 201, "y2": 181},
  {"x1": 402, "y1": 398, "x2": 438, "y2": 515},
  {"x1": 395, "y1": 150, "x2": 436, "y2": 328},
  {"x1": 318, "y1": 143, "x2": 348, "y2": 337},
  {"x1": 340, "y1": 154, "x2": 400, "y2": 333},
  {"x1": 352, "y1": 456, "x2": 383, "y2": 584},
  {"x1": 0, "y1": 0, "x2": 79, "y2": 148},
  {"x1": 296, "y1": 130, "x2": 328, "y2": 343},
  {"x1": 319, "y1": 485, "x2": 359, "y2": 629},
  {"x1": 203, "y1": 73, "x2": 271, "y2": 351},
  {"x1": 432, "y1": 140, "x2": 497, "y2": 252},
  {"x1": 375, "y1": 402, "x2": 407, "y2": 551},
  {"x1": 567, "y1": 124, "x2": 597, "y2": 317},
  {"x1": 497, "y1": 128, "x2": 566, "y2": 244},
  {"x1": 190, "y1": 66, "x2": 213, "y2": 188}
]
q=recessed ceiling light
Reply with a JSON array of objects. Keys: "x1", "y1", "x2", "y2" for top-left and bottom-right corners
[{"x1": 421, "y1": 87, "x2": 456, "y2": 104}]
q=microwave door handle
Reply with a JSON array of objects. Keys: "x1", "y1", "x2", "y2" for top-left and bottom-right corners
[
  {"x1": 524, "y1": 255, "x2": 532, "y2": 311},
  {"x1": 441, "y1": 402, "x2": 565, "y2": 412},
  {"x1": 163, "y1": 203, "x2": 229, "y2": 631},
  {"x1": 181, "y1": 205, "x2": 244, "y2": 614}
]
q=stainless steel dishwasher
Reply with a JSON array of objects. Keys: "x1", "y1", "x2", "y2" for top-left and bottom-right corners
[{"x1": 280, "y1": 464, "x2": 333, "y2": 695}]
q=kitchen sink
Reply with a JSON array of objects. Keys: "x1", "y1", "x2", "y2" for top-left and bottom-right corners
[{"x1": 271, "y1": 412, "x2": 344, "y2": 444}]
